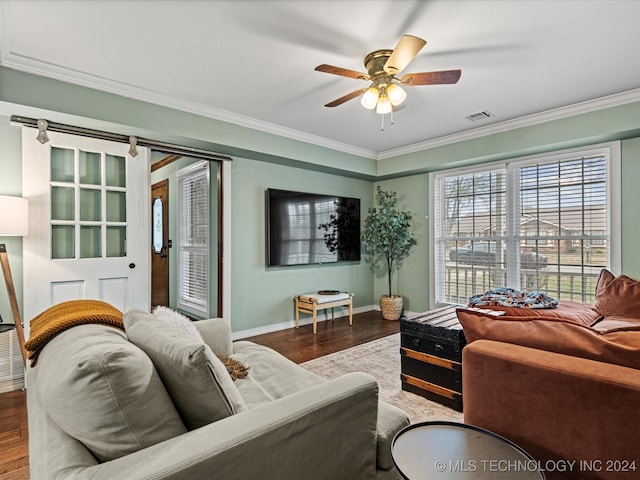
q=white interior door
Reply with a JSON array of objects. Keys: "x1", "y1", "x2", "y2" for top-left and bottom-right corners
[{"x1": 22, "y1": 128, "x2": 150, "y2": 332}]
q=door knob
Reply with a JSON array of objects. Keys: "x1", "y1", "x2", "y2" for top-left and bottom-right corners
[{"x1": 129, "y1": 263, "x2": 136, "y2": 269}]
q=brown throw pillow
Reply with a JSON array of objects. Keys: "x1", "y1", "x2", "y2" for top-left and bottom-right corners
[{"x1": 594, "y1": 269, "x2": 640, "y2": 317}]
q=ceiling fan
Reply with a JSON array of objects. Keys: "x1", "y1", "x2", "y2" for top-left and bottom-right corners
[{"x1": 315, "y1": 35, "x2": 461, "y2": 115}]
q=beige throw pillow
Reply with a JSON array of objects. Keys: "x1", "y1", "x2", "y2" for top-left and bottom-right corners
[
  {"x1": 124, "y1": 310, "x2": 247, "y2": 430},
  {"x1": 35, "y1": 324, "x2": 186, "y2": 462}
]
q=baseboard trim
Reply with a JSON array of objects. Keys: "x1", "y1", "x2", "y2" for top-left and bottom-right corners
[
  {"x1": 232, "y1": 304, "x2": 377, "y2": 340},
  {"x1": 0, "y1": 377, "x2": 24, "y2": 394}
]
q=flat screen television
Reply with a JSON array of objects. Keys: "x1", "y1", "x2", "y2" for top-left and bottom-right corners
[{"x1": 266, "y1": 188, "x2": 361, "y2": 267}]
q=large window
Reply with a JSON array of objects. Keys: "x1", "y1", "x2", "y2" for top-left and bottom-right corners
[
  {"x1": 431, "y1": 143, "x2": 620, "y2": 305},
  {"x1": 177, "y1": 161, "x2": 210, "y2": 317}
]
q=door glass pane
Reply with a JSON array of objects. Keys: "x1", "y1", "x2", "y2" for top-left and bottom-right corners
[
  {"x1": 51, "y1": 186, "x2": 75, "y2": 220},
  {"x1": 106, "y1": 191, "x2": 126, "y2": 222},
  {"x1": 79, "y1": 151, "x2": 101, "y2": 185},
  {"x1": 51, "y1": 147, "x2": 74, "y2": 182},
  {"x1": 106, "y1": 226, "x2": 126, "y2": 257},
  {"x1": 48, "y1": 144, "x2": 130, "y2": 261},
  {"x1": 80, "y1": 188, "x2": 102, "y2": 221},
  {"x1": 80, "y1": 226, "x2": 101, "y2": 258},
  {"x1": 153, "y1": 197, "x2": 163, "y2": 253},
  {"x1": 52, "y1": 225, "x2": 75, "y2": 259},
  {"x1": 106, "y1": 154, "x2": 126, "y2": 187}
]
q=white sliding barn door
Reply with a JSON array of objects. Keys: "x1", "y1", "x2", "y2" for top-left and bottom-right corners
[{"x1": 22, "y1": 128, "x2": 150, "y2": 331}]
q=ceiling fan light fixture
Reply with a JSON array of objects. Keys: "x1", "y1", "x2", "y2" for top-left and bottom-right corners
[
  {"x1": 387, "y1": 83, "x2": 407, "y2": 106},
  {"x1": 361, "y1": 86, "x2": 379, "y2": 109},
  {"x1": 376, "y1": 94, "x2": 392, "y2": 114}
]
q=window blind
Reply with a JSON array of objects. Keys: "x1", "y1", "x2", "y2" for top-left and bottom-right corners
[
  {"x1": 433, "y1": 145, "x2": 616, "y2": 305},
  {"x1": 177, "y1": 161, "x2": 210, "y2": 317}
]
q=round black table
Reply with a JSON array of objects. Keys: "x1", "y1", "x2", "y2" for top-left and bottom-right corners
[{"x1": 392, "y1": 421, "x2": 544, "y2": 479}]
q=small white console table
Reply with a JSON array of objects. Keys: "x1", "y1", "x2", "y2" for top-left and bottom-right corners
[{"x1": 295, "y1": 292, "x2": 353, "y2": 334}]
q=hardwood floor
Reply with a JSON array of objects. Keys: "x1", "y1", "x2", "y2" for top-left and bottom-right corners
[
  {"x1": 0, "y1": 389, "x2": 28, "y2": 480},
  {"x1": 0, "y1": 310, "x2": 398, "y2": 480},
  {"x1": 243, "y1": 309, "x2": 400, "y2": 363}
]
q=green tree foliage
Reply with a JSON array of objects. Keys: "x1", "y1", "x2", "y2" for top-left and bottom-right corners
[{"x1": 361, "y1": 186, "x2": 417, "y2": 297}]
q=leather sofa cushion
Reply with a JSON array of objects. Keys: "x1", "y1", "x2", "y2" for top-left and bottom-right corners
[
  {"x1": 124, "y1": 310, "x2": 247, "y2": 430},
  {"x1": 469, "y1": 299, "x2": 601, "y2": 326},
  {"x1": 457, "y1": 307, "x2": 640, "y2": 370},
  {"x1": 34, "y1": 324, "x2": 186, "y2": 462},
  {"x1": 595, "y1": 268, "x2": 640, "y2": 317},
  {"x1": 591, "y1": 315, "x2": 640, "y2": 333}
]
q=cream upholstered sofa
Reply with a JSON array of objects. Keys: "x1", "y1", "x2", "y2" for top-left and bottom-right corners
[{"x1": 26, "y1": 308, "x2": 409, "y2": 480}]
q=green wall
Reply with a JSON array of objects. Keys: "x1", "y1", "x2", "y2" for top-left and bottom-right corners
[
  {"x1": 374, "y1": 138, "x2": 640, "y2": 311},
  {"x1": 230, "y1": 157, "x2": 374, "y2": 332},
  {"x1": 621, "y1": 138, "x2": 640, "y2": 278},
  {"x1": 0, "y1": 115, "x2": 25, "y2": 324},
  {"x1": 373, "y1": 174, "x2": 430, "y2": 313},
  {"x1": 1, "y1": 66, "x2": 640, "y2": 333}
]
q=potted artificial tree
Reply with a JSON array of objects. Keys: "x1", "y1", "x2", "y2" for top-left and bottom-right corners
[{"x1": 361, "y1": 186, "x2": 417, "y2": 320}]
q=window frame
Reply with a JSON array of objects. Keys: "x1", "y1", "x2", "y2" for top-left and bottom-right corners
[{"x1": 428, "y1": 142, "x2": 621, "y2": 307}]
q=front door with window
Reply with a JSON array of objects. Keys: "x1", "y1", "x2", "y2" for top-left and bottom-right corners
[
  {"x1": 22, "y1": 128, "x2": 150, "y2": 328},
  {"x1": 151, "y1": 179, "x2": 169, "y2": 308}
]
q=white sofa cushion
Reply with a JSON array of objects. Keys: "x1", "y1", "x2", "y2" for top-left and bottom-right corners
[
  {"x1": 231, "y1": 341, "x2": 324, "y2": 408},
  {"x1": 124, "y1": 310, "x2": 247, "y2": 429},
  {"x1": 34, "y1": 324, "x2": 187, "y2": 462}
]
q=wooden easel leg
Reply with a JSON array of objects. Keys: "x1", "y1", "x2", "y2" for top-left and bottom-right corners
[{"x1": 0, "y1": 244, "x2": 27, "y2": 366}]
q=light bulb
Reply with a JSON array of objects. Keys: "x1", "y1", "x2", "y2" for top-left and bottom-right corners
[
  {"x1": 376, "y1": 95, "x2": 392, "y2": 114},
  {"x1": 360, "y1": 86, "x2": 379, "y2": 109},
  {"x1": 387, "y1": 83, "x2": 407, "y2": 106}
]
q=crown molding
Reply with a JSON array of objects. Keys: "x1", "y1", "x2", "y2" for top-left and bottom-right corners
[
  {"x1": 0, "y1": 51, "x2": 378, "y2": 160},
  {"x1": 378, "y1": 88, "x2": 640, "y2": 160},
  {"x1": 2, "y1": 22, "x2": 639, "y2": 165}
]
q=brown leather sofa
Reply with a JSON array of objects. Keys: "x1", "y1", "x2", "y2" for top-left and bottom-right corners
[{"x1": 458, "y1": 270, "x2": 640, "y2": 480}]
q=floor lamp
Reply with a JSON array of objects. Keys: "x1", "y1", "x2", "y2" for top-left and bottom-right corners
[{"x1": 0, "y1": 195, "x2": 29, "y2": 366}]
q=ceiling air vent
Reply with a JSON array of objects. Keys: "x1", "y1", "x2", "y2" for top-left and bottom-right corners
[{"x1": 466, "y1": 111, "x2": 494, "y2": 122}]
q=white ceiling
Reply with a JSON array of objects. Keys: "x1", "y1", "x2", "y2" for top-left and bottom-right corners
[{"x1": 2, "y1": 0, "x2": 640, "y2": 159}]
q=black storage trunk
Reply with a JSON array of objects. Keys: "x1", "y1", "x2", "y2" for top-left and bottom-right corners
[{"x1": 400, "y1": 306, "x2": 466, "y2": 412}]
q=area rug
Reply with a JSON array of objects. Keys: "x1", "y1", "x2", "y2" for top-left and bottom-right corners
[{"x1": 300, "y1": 333, "x2": 463, "y2": 424}]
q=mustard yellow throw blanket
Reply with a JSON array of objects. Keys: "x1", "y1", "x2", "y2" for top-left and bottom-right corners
[
  {"x1": 25, "y1": 300, "x2": 123, "y2": 365},
  {"x1": 24, "y1": 300, "x2": 248, "y2": 380}
]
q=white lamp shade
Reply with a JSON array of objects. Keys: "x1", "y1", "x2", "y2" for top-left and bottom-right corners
[
  {"x1": 361, "y1": 86, "x2": 379, "y2": 110},
  {"x1": 376, "y1": 95, "x2": 392, "y2": 114},
  {"x1": 0, "y1": 196, "x2": 29, "y2": 236},
  {"x1": 387, "y1": 83, "x2": 407, "y2": 106}
]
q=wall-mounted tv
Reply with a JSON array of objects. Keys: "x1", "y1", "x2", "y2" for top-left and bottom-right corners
[{"x1": 266, "y1": 188, "x2": 361, "y2": 267}]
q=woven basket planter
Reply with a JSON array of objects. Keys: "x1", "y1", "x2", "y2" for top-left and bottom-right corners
[{"x1": 380, "y1": 295, "x2": 403, "y2": 321}]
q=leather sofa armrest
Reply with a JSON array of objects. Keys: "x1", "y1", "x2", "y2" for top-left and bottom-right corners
[
  {"x1": 42, "y1": 372, "x2": 379, "y2": 480},
  {"x1": 463, "y1": 340, "x2": 640, "y2": 478},
  {"x1": 193, "y1": 317, "x2": 233, "y2": 356}
]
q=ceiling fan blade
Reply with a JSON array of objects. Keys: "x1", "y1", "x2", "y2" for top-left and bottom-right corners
[
  {"x1": 383, "y1": 35, "x2": 427, "y2": 74},
  {"x1": 400, "y1": 69, "x2": 462, "y2": 85},
  {"x1": 315, "y1": 64, "x2": 369, "y2": 80},
  {"x1": 324, "y1": 88, "x2": 368, "y2": 107}
]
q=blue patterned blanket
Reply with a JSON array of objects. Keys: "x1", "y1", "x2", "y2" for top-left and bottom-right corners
[{"x1": 468, "y1": 287, "x2": 558, "y2": 309}]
